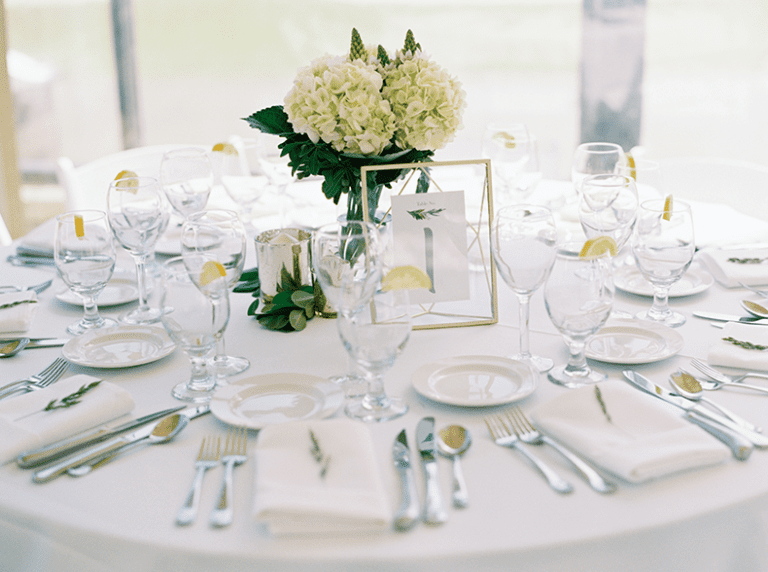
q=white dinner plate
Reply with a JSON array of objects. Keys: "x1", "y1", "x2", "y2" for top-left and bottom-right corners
[
  {"x1": 585, "y1": 319, "x2": 684, "y2": 364},
  {"x1": 411, "y1": 355, "x2": 538, "y2": 407},
  {"x1": 62, "y1": 325, "x2": 176, "y2": 368},
  {"x1": 155, "y1": 226, "x2": 182, "y2": 256},
  {"x1": 210, "y1": 373, "x2": 344, "y2": 429},
  {"x1": 56, "y1": 275, "x2": 139, "y2": 307},
  {"x1": 614, "y1": 264, "x2": 714, "y2": 298}
]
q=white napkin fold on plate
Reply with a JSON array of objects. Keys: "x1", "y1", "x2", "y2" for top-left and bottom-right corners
[
  {"x1": 698, "y1": 248, "x2": 768, "y2": 287},
  {"x1": 0, "y1": 374, "x2": 135, "y2": 464},
  {"x1": 529, "y1": 381, "x2": 730, "y2": 484},
  {"x1": 253, "y1": 418, "x2": 391, "y2": 536},
  {"x1": 707, "y1": 322, "x2": 768, "y2": 371},
  {"x1": 0, "y1": 291, "x2": 38, "y2": 334}
]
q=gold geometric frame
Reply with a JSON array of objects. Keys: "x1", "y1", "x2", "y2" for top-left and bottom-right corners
[{"x1": 361, "y1": 159, "x2": 497, "y2": 330}]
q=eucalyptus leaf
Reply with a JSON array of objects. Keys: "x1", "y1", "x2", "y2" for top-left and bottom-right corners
[
  {"x1": 289, "y1": 309, "x2": 307, "y2": 331},
  {"x1": 291, "y1": 290, "x2": 314, "y2": 309}
]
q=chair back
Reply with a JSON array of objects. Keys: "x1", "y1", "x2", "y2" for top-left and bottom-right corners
[{"x1": 0, "y1": 211, "x2": 11, "y2": 246}]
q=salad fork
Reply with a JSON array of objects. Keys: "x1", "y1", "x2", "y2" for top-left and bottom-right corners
[
  {"x1": 176, "y1": 436, "x2": 220, "y2": 526},
  {"x1": 0, "y1": 357, "x2": 70, "y2": 400},
  {"x1": 0, "y1": 279, "x2": 53, "y2": 295},
  {"x1": 739, "y1": 282, "x2": 768, "y2": 299},
  {"x1": 690, "y1": 358, "x2": 768, "y2": 386},
  {"x1": 505, "y1": 407, "x2": 617, "y2": 494},
  {"x1": 484, "y1": 414, "x2": 573, "y2": 494},
  {"x1": 210, "y1": 426, "x2": 247, "y2": 527}
]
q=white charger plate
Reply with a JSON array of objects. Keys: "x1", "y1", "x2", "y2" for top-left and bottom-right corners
[
  {"x1": 56, "y1": 275, "x2": 139, "y2": 307},
  {"x1": 411, "y1": 355, "x2": 538, "y2": 407},
  {"x1": 614, "y1": 264, "x2": 714, "y2": 298},
  {"x1": 585, "y1": 319, "x2": 684, "y2": 364},
  {"x1": 210, "y1": 373, "x2": 344, "y2": 429},
  {"x1": 62, "y1": 325, "x2": 176, "y2": 368}
]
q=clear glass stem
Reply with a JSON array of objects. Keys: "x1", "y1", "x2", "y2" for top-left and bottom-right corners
[
  {"x1": 516, "y1": 293, "x2": 532, "y2": 359},
  {"x1": 81, "y1": 295, "x2": 103, "y2": 327},
  {"x1": 648, "y1": 286, "x2": 671, "y2": 320},
  {"x1": 361, "y1": 372, "x2": 391, "y2": 412},
  {"x1": 211, "y1": 295, "x2": 230, "y2": 356},
  {"x1": 187, "y1": 354, "x2": 214, "y2": 393},
  {"x1": 133, "y1": 252, "x2": 152, "y2": 313},
  {"x1": 565, "y1": 339, "x2": 589, "y2": 375}
]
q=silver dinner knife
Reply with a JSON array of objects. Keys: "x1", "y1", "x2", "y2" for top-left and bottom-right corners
[
  {"x1": 693, "y1": 311, "x2": 768, "y2": 324},
  {"x1": 416, "y1": 417, "x2": 448, "y2": 525},
  {"x1": 622, "y1": 371, "x2": 756, "y2": 459},
  {"x1": 17, "y1": 405, "x2": 186, "y2": 468},
  {"x1": 392, "y1": 429, "x2": 420, "y2": 531}
]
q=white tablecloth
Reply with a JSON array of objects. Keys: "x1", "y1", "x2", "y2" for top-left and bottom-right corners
[{"x1": 4, "y1": 183, "x2": 768, "y2": 572}]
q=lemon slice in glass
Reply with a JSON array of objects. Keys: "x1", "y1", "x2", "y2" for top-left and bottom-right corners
[
  {"x1": 663, "y1": 194, "x2": 673, "y2": 221},
  {"x1": 74, "y1": 214, "x2": 85, "y2": 238},
  {"x1": 114, "y1": 169, "x2": 139, "y2": 193},
  {"x1": 579, "y1": 236, "x2": 618, "y2": 258},
  {"x1": 381, "y1": 265, "x2": 432, "y2": 291},
  {"x1": 212, "y1": 142, "x2": 238, "y2": 155},
  {"x1": 200, "y1": 260, "x2": 227, "y2": 287}
]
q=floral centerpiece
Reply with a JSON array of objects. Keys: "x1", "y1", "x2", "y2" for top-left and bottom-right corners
[{"x1": 244, "y1": 28, "x2": 466, "y2": 221}]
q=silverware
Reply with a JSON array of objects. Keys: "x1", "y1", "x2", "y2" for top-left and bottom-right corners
[
  {"x1": 739, "y1": 282, "x2": 768, "y2": 299},
  {"x1": 176, "y1": 436, "x2": 220, "y2": 526},
  {"x1": 7, "y1": 254, "x2": 56, "y2": 267},
  {"x1": 436, "y1": 425, "x2": 471, "y2": 508},
  {"x1": 484, "y1": 413, "x2": 573, "y2": 494},
  {"x1": 0, "y1": 357, "x2": 70, "y2": 400},
  {"x1": 16, "y1": 405, "x2": 187, "y2": 468},
  {"x1": 416, "y1": 416, "x2": 448, "y2": 525},
  {"x1": 0, "y1": 338, "x2": 29, "y2": 357},
  {"x1": 0, "y1": 338, "x2": 69, "y2": 357},
  {"x1": 210, "y1": 426, "x2": 248, "y2": 528},
  {"x1": 622, "y1": 370, "x2": 756, "y2": 458},
  {"x1": 689, "y1": 358, "x2": 768, "y2": 386},
  {"x1": 505, "y1": 407, "x2": 617, "y2": 494},
  {"x1": 33, "y1": 413, "x2": 190, "y2": 483},
  {"x1": 392, "y1": 429, "x2": 421, "y2": 531},
  {"x1": 693, "y1": 311, "x2": 768, "y2": 324},
  {"x1": 0, "y1": 279, "x2": 53, "y2": 294},
  {"x1": 742, "y1": 300, "x2": 768, "y2": 319}
]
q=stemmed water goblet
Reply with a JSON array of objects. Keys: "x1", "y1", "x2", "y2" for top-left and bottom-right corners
[
  {"x1": 181, "y1": 209, "x2": 248, "y2": 379},
  {"x1": 311, "y1": 220, "x2": 383, "y2": 397},
  {"x1": 491, "y1": 204, "x2": 557, "y2": 372},
  {"x1": 578, "y1": 173, "x2": 639, "y2": 253},
  {"x1": 544, "y1": 242, "x2": 614, "y2": 387},
  {"x1": 161, "y1": 256, "x2": 230, "y2": 403},
  {"x1": 159, "y1": 147, "x2": 214, "y2": 222},
  {"x1": 210, "y1": 142, "x2": 267, "y2": 230},
  {"x1": 107, "y1": 175, "x2": 167, "y2": 325},
  {"x1": 255, "y1": 134, "x2": 295, "y2": 227},
  {"x1": 481, "y1": 123, "x2": 542, "y2": 206},
  {"x1": 631, "y1": 198, "x2": 695, "y2": 327},
  {"x1": 54, "y1": 210, "x2": 117, "y2": 335},
  {"x1": 571, "y1": 142, "x2": 625, "y2": 195}
]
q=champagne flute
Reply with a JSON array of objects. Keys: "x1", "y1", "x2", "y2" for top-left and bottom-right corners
[
  {"x1": 107, "y1": 176, "x2": 167, "y2": 325},
  {"x1": 161, "y1": 256, "x2": 229, "y2": 403},
  {"x1": 631, "y1": 198, "x2": 695, "y2": 327},
  {"x1": 544, "y1": 242, "x2": 614, "y2": 387},
  {"x1": 160, "y1": 147, "x2": 214, "y2": 221},
  {"x1": 571, "y1": 142, "x2": 625, "y2": 195},
  {"x1": 481, "y1": 123, "x2": 542, "y2": 206},
  {"x1": 181, "y1": 209, "x2": 248, "y2": 378},
  {"x1": 312, "y1": 220, "x2": 383, "y2": 396},
  {"x1": 491, "y1": 205, "x2": 557, "y2": 372},
  {"x1": 578, "y1": 174, "x2": 639, "y2": 251},
  {"x1": 54, "y1": 210, "x2": 117, "y2": 335},
  {"x1": 338, "y1": 284, "x2": 411, "y2": 423}
]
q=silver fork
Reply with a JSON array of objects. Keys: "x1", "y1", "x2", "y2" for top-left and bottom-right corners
[
  {"x1": 210, "y1": 427, "x2": 248, "y2": 527},
  {"x1": 484, "y1": 414, "x2": 573, "y2": 494},
  {"x1": 176, "y1": 436, "x2": 221, "y2": 526},
  {"x1": 739, "y1": 282, "x2": 768, "y2": 299},
  {"x1": 690, "y1": 358, "x2": 768, "y2": 389},
  {"x1": 0, "y1": 357, "x2": 70, "y2": 400},
  {"x1": 0, "y1": 279, "x2": 53, "y2": 294},
  {"x1": 505, "y1": 407, "x2": 617, "y2": 494}
]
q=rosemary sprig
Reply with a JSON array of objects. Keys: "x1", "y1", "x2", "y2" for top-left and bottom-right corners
[
  {"x1": 0, "y1": 299, "x2": 37, "y2": 311},
  {"x1": 722, "y1": 336, "x2": 768, "y2": 351},
  {"x1": 595, "y1": 385, "x2": 612, "y2": 423},
  {"x1": 727, "y1": 257, "x2": 767, "y2": 264},
  {"x1": 44, "y1": 381, "x2": 102, "y2": 411},
  {"x1": 407, "y1": 208, "x2": 445, "y2": 220},
  {"x1": 309, "y1": 429, "x2": 331, "y2": 479}
]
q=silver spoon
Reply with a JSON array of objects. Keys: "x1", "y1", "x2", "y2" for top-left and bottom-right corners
[
  {"x1": 0, "y1": 338, "x2": 29, "y2": 357},
  {"x1": 670, "y1": 371, "x2": 763, "y2": 433},
  {"x1": 437, "y1": 425, "x2": 471, "y2": 509},
  {"x1": 741, "y1": 299, "x2": 768, "y2": 319}
]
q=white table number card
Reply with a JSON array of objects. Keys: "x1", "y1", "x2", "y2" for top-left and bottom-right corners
[{"x1": 390, "y1": 191, "x2": 470, "y2": 305}]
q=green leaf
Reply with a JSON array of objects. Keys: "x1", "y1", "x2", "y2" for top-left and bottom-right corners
[
  {"x1": 416, "y1": 168, "x2": 431, "y2": 194},
  {"x1": 271, "y1": 290, "x2": 294, "y2": 309},
  {"x1": 289, "y1": 309, "x2": 307, "y2": 331},
  {"x1": 291, "y1": 290, "x2": 315, "y2": 310},
  {"x1": 247, "y1": 299, "x2": 260, "y2": 315},
  {"x1": 233, "y1": 279, "x2": 260, "y2": 293},
  {"x1": 240, "y1": 267, "x2": 259, "y2": 281},
  {"x1": 243, "y1": 106, "x2": 294, "y2": 136},
  {"x1": 258, "y1": 313, "x2": 290, "y2": 330}
]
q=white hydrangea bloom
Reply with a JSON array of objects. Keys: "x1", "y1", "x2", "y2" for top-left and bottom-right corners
[
  {"x1": 382, "y1": 54, "x2": 466, "y2": 151},
  {"x1": 284, "y1": 55, "x2": 397, "y2": 155}
]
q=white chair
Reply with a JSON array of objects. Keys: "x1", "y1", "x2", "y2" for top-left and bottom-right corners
[
  {"x1": 658, "y1": 156, "x2": 768, "y2": 222},
  {"x1": 55, "y1": 144, "x2": 208, "y2": 212}
]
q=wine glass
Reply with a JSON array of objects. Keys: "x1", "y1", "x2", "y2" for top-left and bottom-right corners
[
  {"x1": 107, "y1": 176, "x2": 167, "y2": 325},
  {"x1": 255, "y1": 134, "x2": 295, "y2": 227},
  {"x1": 578, "y1": 174, "x2": 639, "y2": 251},
  {"x1": 571, "y1": 142, "x2": 625, "y2": 195},
  {"x1": 618, "y1": 158, "x2": 665, "y2": 203},
  {"x1": 481, "y1": 123, "x2": 542, "y2": 206},
  {"x1": 311, "y1": 220, "x2": 383, "y2": 396},
  {"x1": 159, "y1": 147, "x2": 214, "y2": 221},
  {"x1": 491, "y1": 205, "x2": 557, "y2": 372},
  {"x1": 181, "y1": 209, "x2": 248, "y2": 379},
  {"x1": 544, "y1": 242, "x2": 614, "y2": 387},
  {"x1": 338, "y1": 283, "x2": 411, "y2": 423},
  {"x1": 161, "y1": 256, "x2": 229, "y2": 403},
  {"x1": 631, "y1": 198, "x2": 695, "y2": 327},
  {"x1": 211, "y1": 142, "x2": 267, "y2": 230},
  {"x1": 54, "y1": 210, "x2": 117, "y2": 335}
]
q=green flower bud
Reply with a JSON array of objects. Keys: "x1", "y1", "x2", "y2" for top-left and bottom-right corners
[
  {"x1": 349, "y1": 28, "x2": 367, "y2": 62},
  {"x1": 377, "y1": 45, "x2": 390, "y2": 67},
  {"x1": 403, "y1": 29, "x2": 421, "y2": 55}
]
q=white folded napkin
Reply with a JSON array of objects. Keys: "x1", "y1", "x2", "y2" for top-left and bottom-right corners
[
  {"x1": 0, "y1": 374, "x2": 135, "y2": 464},
  {"x1": 698, "y1": 248, "x2": 768, "y2": 287},
  {"x1": 529, "y1": 381, "x2": 730, "y2": 484},
  {"x1": 17, "y1": 218, "x2": 55, "y2": 257},
  {"x1": 253, "y1": 419, "x2": 391, "y2": 536},
  {"x1": 0, "y1": 291, "x2": 38, "y2": 334},
  {"x1": 707, "y1": 321, "x2": 768, "y2": 371}
]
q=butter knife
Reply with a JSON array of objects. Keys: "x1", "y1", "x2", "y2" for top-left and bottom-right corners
[
  {"x1": 16, "y1": 405, "x2": 186, "y2": 468},
  {"x1": 416, "y1": 417, "x2": 448, "y2": 525},
  {"x1": 392, "y1": 429, "x2": 420, "y2": 531},
  {"x1": 693, "y1": 311, "x2": 768, "y2": 324},
  {"x1": 622, "y1": 370, "x2": 755, "y2": 459}
]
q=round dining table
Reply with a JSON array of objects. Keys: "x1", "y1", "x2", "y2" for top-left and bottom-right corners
[{"x1": 3, "y1": 180, "x2": 768, "y2": 572}]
